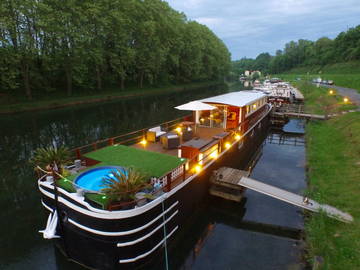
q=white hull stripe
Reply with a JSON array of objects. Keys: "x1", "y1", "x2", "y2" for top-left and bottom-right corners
[
  {"x1": 119, "y1": 226, "x2": 178, "y2": 264},
  {"x1": 41, "y1": 200, "x2": 53, "y2": 212},
  {"x1": 117, "y1": 210, "x2": 178, "y2": 247},
  {"x1": 67, "y1": 202, "x2": 178, "y2": 236}
]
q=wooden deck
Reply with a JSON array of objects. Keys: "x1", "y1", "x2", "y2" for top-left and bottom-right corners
[{"x1": 132, "y1": 126, "x2": 225, "y2": 157}]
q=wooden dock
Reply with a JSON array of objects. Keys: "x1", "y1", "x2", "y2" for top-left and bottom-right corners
[
  {"x1": 272, "y1": 104, "x2": 327, "y2": 120},
  {"x1": 209, "y1": 167, "x2": 249, "y2": 202},
  {"x1": 210, "y1": 167, "x2": 353, "y2": 223}
]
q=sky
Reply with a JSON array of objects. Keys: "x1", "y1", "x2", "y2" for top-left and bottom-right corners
[{"x1": 166, "y1": 0, "x2": 360, "y2": 60}]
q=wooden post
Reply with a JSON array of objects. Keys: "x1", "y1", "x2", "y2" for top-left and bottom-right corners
[
  {"x1": 182, "y1": 163, "x2": 186, "y2": 182},
  {"x1": 166, "y1": 173, "x2": 172, "y2": 192},
  {"x1": 92, "y1": 143, "x2": 97, "y2": 150},
  {"x1": 108, "y1": 138, "x2": 114, "y2": 146},
  {"x1": 75, "y1": 148, "x2": 81, "y2": 159}
]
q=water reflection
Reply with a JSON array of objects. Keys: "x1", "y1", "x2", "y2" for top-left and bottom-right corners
[
  {"x1": 0, "y1": 84, "x2": 234, "y2": 269},
  {"x1": 0, "y1": 83, "x2": 305, "y2": 270},
  {"x1": 147, "y1": 119, "x2": 305, "y2": 270}
]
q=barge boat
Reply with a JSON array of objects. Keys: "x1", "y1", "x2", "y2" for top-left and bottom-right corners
[{"x1": 36, "y1": 90, "x2": 272, "y2": 269}]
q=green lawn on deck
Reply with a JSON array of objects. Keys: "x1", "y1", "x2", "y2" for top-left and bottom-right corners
[
  {"x1": 84, "y1": 144, "x2": 185, "y2": 177},
  {"x1": 56, "y1": 145, "x2": 185, "y2": 209}
]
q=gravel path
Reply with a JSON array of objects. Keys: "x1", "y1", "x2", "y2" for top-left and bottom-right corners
[{"x1": 321, "y1": 84, "x2": 360, "y2": 106}]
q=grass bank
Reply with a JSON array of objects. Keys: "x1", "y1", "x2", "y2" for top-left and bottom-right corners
[
  {"x1": 300, "y1": 82, "x2": 360, "y2": 269},
  {"x1": 295, "y1": 82, "x2": 357, "y2": 114},
  {"x1": 277, "y1": 61, "x2": 360, "y2": 92},
  {"x1": 0, "y1": 81, "x2": 220, "y2": 114}
]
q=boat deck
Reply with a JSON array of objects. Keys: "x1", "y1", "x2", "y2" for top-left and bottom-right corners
[{"x1": 132, "y1": 126, "x2": 225, "y2": 157}]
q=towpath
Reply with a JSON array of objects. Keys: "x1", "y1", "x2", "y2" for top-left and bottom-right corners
[{"x1": 322, "y1": 84, "x2": 360, "y2": 107}]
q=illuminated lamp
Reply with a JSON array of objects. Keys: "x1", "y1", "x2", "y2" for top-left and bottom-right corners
[
  {"x1": 343, "y1": 97, "x2": 349, "y2": 103},
  {"x1": 140, "y1": 139, "x2": 147, "y2": 146},
  {"x1": 175, "y1": 127, "x2": 182, "y2": 133},
  {"x1": 225, "y1": 142, "x2": 231, "y2": 149},
  {"x1": 194, "y1": 164, "x2": 202, "y2": 173}
]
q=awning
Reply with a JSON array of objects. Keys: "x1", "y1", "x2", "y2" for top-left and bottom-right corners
[
  {"x1": 198, "y1": 91, "x2": 266, "y2": 107},
  {"x1": 175, "y1": 101, "x2": 216, "y2": 111}
]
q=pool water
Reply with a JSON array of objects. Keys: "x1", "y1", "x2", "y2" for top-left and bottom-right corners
[{"x1": 74, "y1": 166, "x2": 125, "y2": 192}]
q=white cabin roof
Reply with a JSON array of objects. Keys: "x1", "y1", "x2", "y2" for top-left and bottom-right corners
[{"x1": 198, "y1": 91, "x2": 266, "y2": 107}]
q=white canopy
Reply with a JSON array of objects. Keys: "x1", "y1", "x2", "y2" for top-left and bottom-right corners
[
  {"x1": 198, "y1": 91, "x2": 266, "y2": 107},
  {"x1": 175, "y1": 101, "x2": 216, "y2": 111}
]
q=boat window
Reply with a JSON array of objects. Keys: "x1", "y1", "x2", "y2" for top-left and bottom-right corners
[{"x1": 198, "y1": 105, "x2": 226, "y2": 128}]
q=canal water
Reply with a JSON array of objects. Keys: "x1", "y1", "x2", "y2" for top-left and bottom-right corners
[{"x1": 0, "y1": 84, "x2": 306, "y2": 270}]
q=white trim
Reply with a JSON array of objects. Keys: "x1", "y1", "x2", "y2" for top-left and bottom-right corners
[
  {"x1": 38, "y1": 182, "x2": 169, "y2": 219},
  {"x1": 117, "y1": 210, "x2": 178, "y2": 247},
  {"x1": 41, "y1": 200, "x2": 53, "y2": 212},
  {"x1": 67, "y1": 201, "x2": 178, "y2": 236},
  {"x1": 119, "y1": 226, "x2": 178, "y2": 264}
]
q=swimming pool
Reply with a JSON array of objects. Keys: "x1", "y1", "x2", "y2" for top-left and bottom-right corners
[{"x1": 74, "y1": 166, "x2": 125, "y2": 192}]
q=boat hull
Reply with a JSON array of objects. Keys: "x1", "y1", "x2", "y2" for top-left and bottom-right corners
[{"x1": 38, "y1": 115, "x2": 270, "y2": 270}]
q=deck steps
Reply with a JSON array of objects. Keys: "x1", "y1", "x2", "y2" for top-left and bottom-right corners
[{"x1": 209, "y1": 167, "x2": 353, "y2": 223}]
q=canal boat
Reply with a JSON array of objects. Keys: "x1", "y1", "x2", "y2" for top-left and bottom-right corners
[{"x1": 36, "y1": 90, "x2": 272, "y2": 269}]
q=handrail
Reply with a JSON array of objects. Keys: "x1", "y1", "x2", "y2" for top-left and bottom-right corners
[{"x1": 71, "y1": 114, "x2": 191, "y2": 157}]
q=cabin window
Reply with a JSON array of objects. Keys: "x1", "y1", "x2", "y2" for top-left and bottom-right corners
[{"x1": 198, "y1": 105, "x2": 226, "y2": 128}]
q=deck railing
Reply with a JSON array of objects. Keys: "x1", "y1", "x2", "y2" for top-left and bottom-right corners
[{"x1": 71, "y1": 115, "x2": 191, "y2": 159}]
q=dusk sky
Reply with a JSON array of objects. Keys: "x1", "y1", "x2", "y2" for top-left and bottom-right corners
[{"x1": 167, "y1": 0, "x2": 360, "y2": 60}]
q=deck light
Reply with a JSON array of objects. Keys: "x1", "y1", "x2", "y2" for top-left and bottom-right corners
[
  {"x1": 225, "y1": 142, "x2": 231, "y2": 149},
  {"x1": 235, "y1": 134, "x2": 241, "y2": 141},
  {"x1": 329, "y1": 89, "x2": 334, "y2": 95},
  {"x1": 140, "y1": 139, "x2": 147, "y2": 146},
  {"x1": 252, "y1": 104, "x2": 257, "y2": 109},
  {"x1": 343, "y1": 97, "x2": 349, "y2": 103},
  {"x1": 194, "y1": 164, "x2": 202, "y2": 173},
  {"x1": 200, "y1": 118, "x2": 205, "y2": 122},
  {"x1": 175, "y1": 127, "x2": 182, "y2": 133}
]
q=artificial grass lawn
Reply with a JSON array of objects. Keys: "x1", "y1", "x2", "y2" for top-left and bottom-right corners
[
  {"x1": 56, "y1": 145, "x2": 185, "y2": 208},
  {"x1": 84, "y1": 144, "x2": 185, "y2": 177},
  {"x1": 305, "y1": 112, "x2": 360, "y2": 269}
]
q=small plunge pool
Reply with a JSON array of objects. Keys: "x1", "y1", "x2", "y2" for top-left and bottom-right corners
[{"x1": 74, "y1": 166, "x2": 126, "y2": 192}]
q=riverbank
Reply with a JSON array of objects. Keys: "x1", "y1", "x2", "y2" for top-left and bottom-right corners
[
  {"x1": 301, "y1": 82, "x2": 360, "y2": 269},
  {"x1": 0, "y1": 81, "x2": 221, "y2": 114},
  {"x1": 277, "y1": 61, "x2": 360, "y2": 92}
]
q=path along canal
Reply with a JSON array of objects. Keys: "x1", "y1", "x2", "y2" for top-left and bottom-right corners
[{"x1": 0, "y1": 84, "x2": 306, "y2": 270}]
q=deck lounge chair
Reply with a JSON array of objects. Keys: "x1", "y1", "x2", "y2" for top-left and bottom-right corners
[
  {"x1": 161, "y1": 134, "x2": 180, "y2": 149},
  {"x1": 146, "y1": 126, "x2": 166, "y2": 142}
]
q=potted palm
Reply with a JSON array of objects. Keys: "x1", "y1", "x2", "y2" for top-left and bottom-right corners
[
  {"x1": 101, "y1": 167, "x2": 151, "y2": 209},
  {"x1": 30, "y1": 146, "x2": 72, "y2": 177}
]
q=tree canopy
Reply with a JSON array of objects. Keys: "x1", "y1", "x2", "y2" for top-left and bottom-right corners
[
  {"x1": 0, "y1": 0, "x2": 231, "y2": 99},
  {"x1": 231, "y1": 25, "x2": 360, "y2": 76}
]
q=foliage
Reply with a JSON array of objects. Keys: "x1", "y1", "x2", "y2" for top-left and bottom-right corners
[
  {"x1": 101, "y1": 167, "x2": 150, "y2": 202},
  {"x1": 305, "y1": 112, "x2": 360, "y2": 269},
  {"x1": 0, "y1": 0, "x2": 231, "y2": 100},
  {"x1": 29, "y1": 146, "x2": 71, "y2": 171},
  {"x1": 231, "y1": 25, "x2": 360, "y2": 76}
]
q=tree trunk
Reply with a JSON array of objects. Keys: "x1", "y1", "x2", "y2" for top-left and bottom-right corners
[
  {"x1": 139, "y1": 71, "x2": 144, "y2": 88},
  {"x1": 21, "y1": 60, "x2": 32, "y2": 100},
  {"x1": 65, "y1": 67, "x2": 72, "y2": 96},
  {"x1": 120, "y1": 76, "x2": 125, "y2": 90},
  {"x1": 96, "y1": 65, "x2": 102, "y2": 91}
]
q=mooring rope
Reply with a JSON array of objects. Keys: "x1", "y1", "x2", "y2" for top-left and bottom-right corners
[{"x1": 161, "y1": 199, "x2": 169, "y2": 270}]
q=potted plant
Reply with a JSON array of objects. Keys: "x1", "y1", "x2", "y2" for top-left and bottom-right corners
[
  {"x1": 101, "y1": 167, "x2": 150, "y2": 209},
  {"x1": 30, "y1": 146, "x2": 72, "y2": 177}
]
